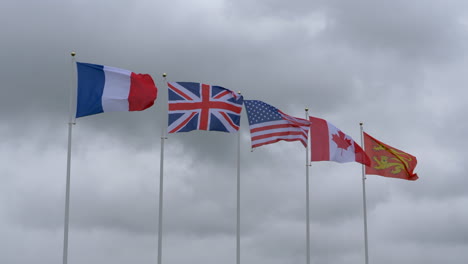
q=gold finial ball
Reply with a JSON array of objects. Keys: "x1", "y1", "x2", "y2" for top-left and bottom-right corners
[
  {"x1": 162, "y1": 73, "x2": 167, "y2": 78},
  {"x1": 71, "y1": 52, "x2": 76, "y2": 57},
  {"x1": 305, "y1": 108, "x2": 309, "y2": 111},
  {"x1": 360, "y1": 122, "x2": 363, "y2": 125}
]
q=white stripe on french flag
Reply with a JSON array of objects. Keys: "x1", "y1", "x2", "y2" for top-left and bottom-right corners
[
  {"x1": 101, "y1": 65, "x2": 132, "y2": 112},
  {"x1": 76, "y1": 62, "x2": 157, "y2": 118}
]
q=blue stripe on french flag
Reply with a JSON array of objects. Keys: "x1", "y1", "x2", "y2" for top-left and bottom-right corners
[{"x1": 76, "y1": 62, "x2": 157, "y2": 118}]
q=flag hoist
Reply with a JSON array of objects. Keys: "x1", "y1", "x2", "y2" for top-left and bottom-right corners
[
  {"x1": 244, "y1": 100, "x2": 310, "y2": 264},
  {"x1": 308, "y1": 116, "x2": 370, "y2": 264},
  {"x1": 359, "y1": 123, "x2": 370, "y2": 264},
  {"x1": 157, "y1": 73, "x2": 168, "y2": 264},
  {"x1": 236, "y1": 91, "x2": 241, "y2": 264},
  {"x1": 305, "y1": 108, "x2": 310, "y2": 264},
  {"x1": 62, "y1": 51, "x2": 77, "y2": 264},
  {"x1": 62, "y1": 54, "x2": 158, "y2": 264},
  {"x1": 359, "y1": 123, "x2": 419, "y2": 264},
  {"x1": 165, "y1": 81, "x2": 243, "y2": 264}
]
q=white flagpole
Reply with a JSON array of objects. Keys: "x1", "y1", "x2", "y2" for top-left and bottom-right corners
[
  {"x1": 305, "y1": 108, "x2": 310, "y2": 264},
  {"x1": 236, "y1": 92, "x2": 242, "y2": 264},
  {"x1": 63, "y1": 51, "x2": 76, "y2": 264},
  {"x1": 157, "y1": 73, "x2": 168, "y2": 264},
  {"x1": 359, "y1": 123, "x2": 369, "y2": 264}
]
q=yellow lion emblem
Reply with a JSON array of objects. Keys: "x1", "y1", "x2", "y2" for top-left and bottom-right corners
[{"x1": 372, "y1": 144, "x2": 413, "y2": 175}]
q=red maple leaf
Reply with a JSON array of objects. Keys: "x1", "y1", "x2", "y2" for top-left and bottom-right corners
[{"x1": 332, "y1": 131, "x2": 352, "y2": 154}]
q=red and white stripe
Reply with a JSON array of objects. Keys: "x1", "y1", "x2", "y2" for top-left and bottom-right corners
[
  {"x1": 101, "y1": 66, "x2": 157, "y2": 112},
  {"x1": 250, "y1": 111, "x2": 310, "y2": 149}
]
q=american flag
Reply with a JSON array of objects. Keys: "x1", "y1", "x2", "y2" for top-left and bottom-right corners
[
  {"x1": 244, "y1": 100, "x2": 310, "y2": 148},
  {"x1": 167, "y1": 82, "x2": 243, "y2": 133}
]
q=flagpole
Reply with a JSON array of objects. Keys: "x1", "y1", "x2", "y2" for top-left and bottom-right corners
[
  {"x1": 157, "y1": 73, "x2": 168, "y2": 264},
  {"x1": 305, "y1": 108, "x2": 310, "y2": 264},
  {"x1": 360, "y1": 122, "x2": 369, "y2": 264},
  {"x1": 236, "y1": 91, "x2": 241, "y2": 264},
  {"x1": 63, "y1": 51, "x2": 76, "y2": 264}
]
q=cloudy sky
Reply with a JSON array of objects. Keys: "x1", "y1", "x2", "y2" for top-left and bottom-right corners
[{"x1": 1, "y1": 0, "x2": 468, "y2": 263}]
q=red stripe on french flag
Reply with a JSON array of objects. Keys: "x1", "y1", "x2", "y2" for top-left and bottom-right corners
[{"x1": 128, "y1": 72, "x2": 158, "y2": 111}]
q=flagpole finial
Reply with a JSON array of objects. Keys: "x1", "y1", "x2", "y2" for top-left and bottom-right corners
[
  {"x1": 162, "y1": 73, "x2": 167, "y2": 78},
  {"x1": 71, "y1": 52, "x2": 76, "y2": 57},
  {"x1": 305, "y1": 108, "x2": 309, "y2": 112},
  {"x1": 237, "y1": 91, "x2": 241, "y2": 95},
  {"x1": 360, "y1": 122, "x2": 363, "y2": 126}
]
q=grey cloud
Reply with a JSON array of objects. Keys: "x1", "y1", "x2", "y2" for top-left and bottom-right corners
[
  {"x1": 2, "y1": 0, "x2": 468, "y2": 263},
  {"x1": 323, "y1": 0, "x2": 468, "y2": 63}
]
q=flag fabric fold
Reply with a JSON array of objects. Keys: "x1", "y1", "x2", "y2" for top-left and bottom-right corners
[
  {"x1": 364, "y1": 132, "x2": 418, "y2": 180},
  {"x1": 76, "y1": 62, "x2": 157, "y2": 118},
  {"x1": 167, "y1": 82, "x2": 243, "y2": 133},
  {"x1": 244, "y1": 100, "x2": 310, "y2": 149},
  {"x1": 309, "y1": 117, "x2": 370, "y2": 166}
]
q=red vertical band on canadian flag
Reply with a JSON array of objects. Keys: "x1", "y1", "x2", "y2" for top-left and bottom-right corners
[
  {"x1": 354, "y1": 141, "x2": 370, "y2": 166},
  {"x1": 309, "y1": 117, "x2": 330, "y2": 161}
]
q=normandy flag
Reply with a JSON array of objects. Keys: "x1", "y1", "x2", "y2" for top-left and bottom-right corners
[{"x1": 364, "y1": 132, "x2": 418, "y2": 181}]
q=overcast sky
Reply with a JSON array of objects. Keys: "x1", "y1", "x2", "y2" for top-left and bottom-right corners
[{"x1": 1, "y1": 0, "x2": 468, "y2": 263}]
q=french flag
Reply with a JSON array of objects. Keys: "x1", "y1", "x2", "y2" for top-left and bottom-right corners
[{"x1": 76, "y1": 62, "x2": 158, "y2": 118}]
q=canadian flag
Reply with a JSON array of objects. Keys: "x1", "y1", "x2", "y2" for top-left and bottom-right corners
[{"x1": 309, "y1": 117, "x2": 370, "y2": 166}]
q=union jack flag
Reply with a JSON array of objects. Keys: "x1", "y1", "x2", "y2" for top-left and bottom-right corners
[
  {"x1": 167, "y1": 82, "x2": 244, "y2": 133},
  {"x1": 244, "y1": 100, "x2": 310, "y2": 149}
]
